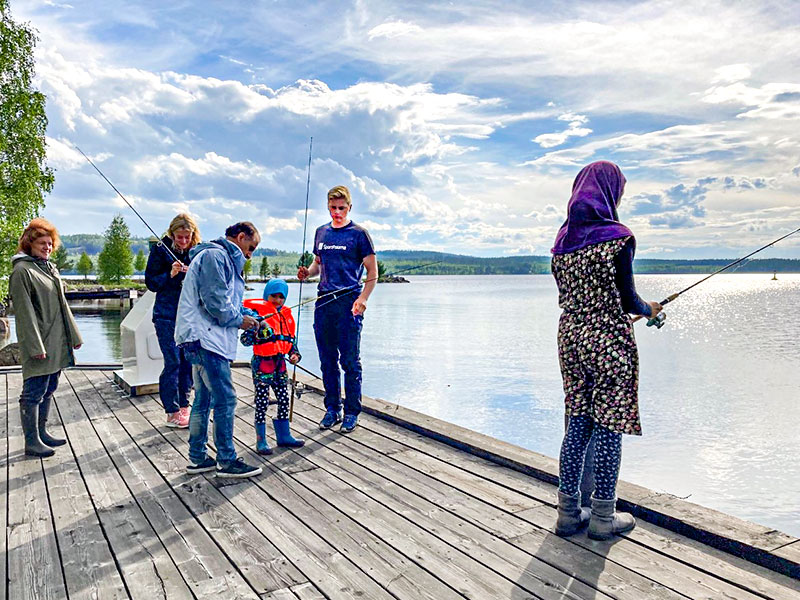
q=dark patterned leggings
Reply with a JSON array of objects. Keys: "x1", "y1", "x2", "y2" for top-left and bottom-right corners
[
  {"x1": 558, "y1": 414, "x2": 622, "y2": 500},
  {"x1": 254, "y1": 379, "x2": 290, "y2": 423}
]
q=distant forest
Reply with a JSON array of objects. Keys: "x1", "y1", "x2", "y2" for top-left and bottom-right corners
[{"x1": 58, "y1": 235, "x2": 800, "y2": 275}]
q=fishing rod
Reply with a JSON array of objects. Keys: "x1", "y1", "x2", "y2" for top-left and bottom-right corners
[
  {"x1": 74, "y1": 145, "x2": 183, "y2": 264},
  {"x1": 635, "y1": 225, "x2": 800, "y2": 329},
  {"x1": 247, "y1": 260, "x2": 445, "y2": 335},
  {"x1": 290, "y1": 137, "x2": 313, "y2": 422},
  {"x1": 250, "y1": 260, "x2": 445, "y2": 324}
]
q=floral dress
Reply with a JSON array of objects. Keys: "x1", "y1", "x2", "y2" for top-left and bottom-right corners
[{"x1": 551, "y1": 237, "x2": 642, "y2": 435}]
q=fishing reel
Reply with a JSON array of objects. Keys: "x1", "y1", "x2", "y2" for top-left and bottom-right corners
[{"x1": 646, "y1": 312, "x2": 667, "y2": 329}]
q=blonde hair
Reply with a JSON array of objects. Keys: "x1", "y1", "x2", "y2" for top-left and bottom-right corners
[
  {"x1": 327, "y1": 185, "x2": 352, "y2": 206},
  {"x1": 167, "y1": 213, "x2": 201, "y2": 248},
  {"x1": 18, "y1": 218, "x2": 61, "y2": 255}
]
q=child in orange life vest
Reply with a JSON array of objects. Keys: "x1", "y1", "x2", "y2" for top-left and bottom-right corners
[{"x1": 240, "y1": 278, "x2": 304, "y2": 454}]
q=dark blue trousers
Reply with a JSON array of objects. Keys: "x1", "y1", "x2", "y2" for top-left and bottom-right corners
[
  {"x1": 313, "y1": 295, "x2": 363, "y2": 416},
  {"x1": 154, "y1": 318, "x2": 192, "y2": 414},
  {"x1": 20, "y1": 371, "x2": 61, "y2": 406}
]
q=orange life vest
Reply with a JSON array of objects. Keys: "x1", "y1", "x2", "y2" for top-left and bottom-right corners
[{"x1": 243, "y1": 299, "x2": 296, "y2": 356}]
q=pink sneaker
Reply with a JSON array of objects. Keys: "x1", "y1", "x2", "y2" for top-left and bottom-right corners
[
  {"x1": 179, "y1": 406, "x2": 191, "y2": 421},
  {"x1": 166, "y1": 411, "x2": 189, "y2": 428}
]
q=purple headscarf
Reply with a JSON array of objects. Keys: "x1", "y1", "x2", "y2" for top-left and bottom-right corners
[{"x1": 551, "y1": 161, "x2": 633, "y2": 255}]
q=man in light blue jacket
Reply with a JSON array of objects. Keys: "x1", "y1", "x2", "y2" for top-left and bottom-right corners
[{"x1": 176, "y1": 221, "x2": 262, "y2": 478}]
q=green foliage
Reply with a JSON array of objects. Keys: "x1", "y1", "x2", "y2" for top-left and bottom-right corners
[
  {"x1": 76, "y1": 251, "x2": 92, "y2": 279},
  {"x1": 243, "y1": 258, "x2": 252, "y2": 281},
  {"x1": 297, "y1": 250, "x2": 314, "y2": 268},
  {"x1": 271, "y1": 263, "x2": 281, "y2": 278},
  {"x1": 259, "y1": 256, "x2": 270, "y2": 279},
  {"x1": 0, "y1": 1, "x2": 54, "y2": 299},
  {"x1": 97, "y1": 215, "x2": 133, "y2": 284},
  {"x1": 59, "y1": 233, "x2": 149, "y2": 256},
  {"x1": 51, "y1": 245, "x2": 72, "y2": 271},
  {"x1": 134, "y1": 248, "x2": 147, "y2": 272},
  {"x1": 377, "y1": 260, "x2": 387, "y2": 281}
]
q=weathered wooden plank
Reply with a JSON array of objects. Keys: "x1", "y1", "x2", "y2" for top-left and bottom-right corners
[
  {"x1": 58, "y1": 370, "x2": 192, "y2": 599},
  {"x1": 0, "y1": 375, "x2": 9, "y2": 600},
  {"x1": 278, "y1": 375, "x2": 800, "y2": 599},
  {"x1": 44, "y1": 380, "x2": 129, "y2": 600},
  {"x1": 362, "y1": 405, "x2": 800, "y2": 597},
  {"x1": 230, "y1": 372, "x2": 540, "y2": 536},
  {"x1": 92, "y1": 371, "x2": 306, "y2": 596},
  {"x1": 260, "y1": 588, "x2": 299, "y2": 600},
  {"x1": 360, "y1": 417, "x2": 800, "y2": 597},
  {"x1": 291, "y1": 372, "x2": 800, "y2": 578},
  {"x1": 89, "y1": 371, "x2": 308, "y2": 597},
  {"x1": 289, "y1": 390, "x2": 781, "y2": 600},
  {"x1": 776, "y1": 542, "x2": 800, "y2": 568},
  {"x1": 228, "y1": 398, "x2": 621, "y2": 600},
  {"x1": 235, "y1": 382, "x2": 629, "y2": 598},
  {"x1": 78, "y1": 369, "x2": 262, "y2": 600},
  {"x1": 6, "y1": 372, "x2": 68, "y2": 600},
  {"x1": 232, "y1": 369, "x2": 550, "y2": 515},
  {"x1": 131, "y1": 389, "x2": 448, "y2": 600},
  {"x1": 264, "y1": 381, "x2": 780, "y2": 600},
  {"x1": 227, "y1": 440, "x2": 468, "y2": 599},
  {"x1": 289, "y1": 583, "x2": 326, "y2": 600}
]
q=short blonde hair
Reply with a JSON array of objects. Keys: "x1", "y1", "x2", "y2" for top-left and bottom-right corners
[
  {"x1": 18, "y1": 218, "x2": 61, "y2": 255},
  {"x1": 327, "y1": 185, "x2": 352, "y2": 206},
  {"x1": 167, "y1": 213, "x2": 201, "y2": 248}
]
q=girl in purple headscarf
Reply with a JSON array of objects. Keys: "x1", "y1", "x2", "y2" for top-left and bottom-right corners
[{"x1": 551, "y1": 161, "x2": 662, "y2": 540}]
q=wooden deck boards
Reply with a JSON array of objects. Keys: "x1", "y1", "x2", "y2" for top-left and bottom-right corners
[{"x1": 1, "y1": 367, "x2": 798, "y2": 599}]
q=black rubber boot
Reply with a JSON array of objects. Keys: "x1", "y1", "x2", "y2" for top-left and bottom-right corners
[
  {"x1": 38, "y1": 396, "x2": 66, "y2": 447},
  {"x1": 21, "y1": 404, "x2": 55, "y2": 457}
]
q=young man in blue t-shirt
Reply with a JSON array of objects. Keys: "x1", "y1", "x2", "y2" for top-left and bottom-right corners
[{"x1": 297, "y1": 185, "x2": 377, "y2": 433}]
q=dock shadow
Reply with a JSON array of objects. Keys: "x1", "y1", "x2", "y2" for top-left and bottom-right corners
[{"x1": 512, "y1": 520, "x2": 619, "y2": 600}]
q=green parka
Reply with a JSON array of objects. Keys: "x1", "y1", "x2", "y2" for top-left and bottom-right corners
[{"x1": 9, "y1": 253, "x2": 83, "y2": 380}]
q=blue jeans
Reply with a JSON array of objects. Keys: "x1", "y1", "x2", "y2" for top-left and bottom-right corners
[
  {"x1": 183, "y1": 344, "x2": 238, "y2": 466},
  {"x1": 20, "y1": 371, "x2": 61, "y2": 406},
  {"x1": 313, "y1": 295, "x2": 363, "y2": 416},
  {"x1": 154, "y1": 319, "x2": 192, "y2": 414}
]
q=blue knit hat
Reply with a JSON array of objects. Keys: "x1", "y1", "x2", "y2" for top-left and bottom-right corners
[{"x1": 263, "y1": 278, "x2": 288, "y2": 299}]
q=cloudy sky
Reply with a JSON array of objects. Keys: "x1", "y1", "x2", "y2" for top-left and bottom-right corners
[{"x1": 14, "y1": 0, "x2": 800, "y2": 258}]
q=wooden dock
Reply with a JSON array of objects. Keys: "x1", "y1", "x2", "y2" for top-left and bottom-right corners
[{"x1": 2, "y1": 366, "x2": 799, "y2": 599}]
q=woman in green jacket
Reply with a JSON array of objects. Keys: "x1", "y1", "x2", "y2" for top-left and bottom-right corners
[{"x1": 9, "y1": 218, "x2": 83, "y2": 457}]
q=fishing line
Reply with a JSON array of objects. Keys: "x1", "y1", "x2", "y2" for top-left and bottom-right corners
[
  {"x1": 635, "y1": 225, "x2": 800, "y2": 327},
  {"x1": 74, "y1": 145, "x2": 183, "y2": 264},
  {"x1": 290, "y1": 137, "x2": 313, "y2": 421},
  {"x1": 255, "y1": 260, "x2": 445, "y2": 324}
]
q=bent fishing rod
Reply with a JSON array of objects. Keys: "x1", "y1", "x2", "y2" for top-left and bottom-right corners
[
  {"x1": 635, "y1": 225, "x2": 800, "y2": 328},
  {"x1": 74, "y1": 145, "x2": 184, "y2": 264},
  {"x1": 290, "y1": 137, "x2": 314, "y2": 421}
]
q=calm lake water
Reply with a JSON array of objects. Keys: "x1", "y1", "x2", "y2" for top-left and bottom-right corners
[{"x1": 5, "y1": 274, "x2": 799, "y2": 537}]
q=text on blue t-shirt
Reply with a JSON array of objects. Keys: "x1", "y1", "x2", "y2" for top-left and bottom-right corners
[{"x1": 313, "y1": 221, "x2": 375, "y2": 293}]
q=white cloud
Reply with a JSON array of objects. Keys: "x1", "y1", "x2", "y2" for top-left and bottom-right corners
[
  {"x1": 533, "y1": 112, "x2": 592, "y2": 148},
  {"x1": 13, "y1": 0, "x2": 800, "y2": 258},
  {"x1": 368, "y1": 19, "x2": 423, "y2": 40},
  {"x1": 712, "y1": 64, "x2": 752, "y2": 84}
]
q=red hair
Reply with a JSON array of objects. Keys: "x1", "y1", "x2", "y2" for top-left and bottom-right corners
[{"x1": 18, "y1": 218, "x2": 61, "y2": 255}]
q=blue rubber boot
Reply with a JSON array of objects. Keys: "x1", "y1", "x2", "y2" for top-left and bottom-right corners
[
  {"x1": 255, "y1": 422, "x2": 272, "y2": 455},
  {"x1": 273, "y1": 419, "x2": 305, "y2": 448}
]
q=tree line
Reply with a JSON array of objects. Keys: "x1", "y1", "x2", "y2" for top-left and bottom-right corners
[{"x1": 47, "y1": 224, "x2": 800, "y2": 283}]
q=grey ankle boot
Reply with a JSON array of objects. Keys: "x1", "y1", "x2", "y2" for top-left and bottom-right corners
[
  {"x1": 21, "y1": 404, "x2": 55, "y2": 457},
  {"x1": 38, "y1": 396, "x2": 66, "y2": 447},
  {"x1": 588, "y1": 495, "x2": 635, "y2": 540},
  {"x1": 555, "y1": 490, "x2": 590, "y2": 537}
]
